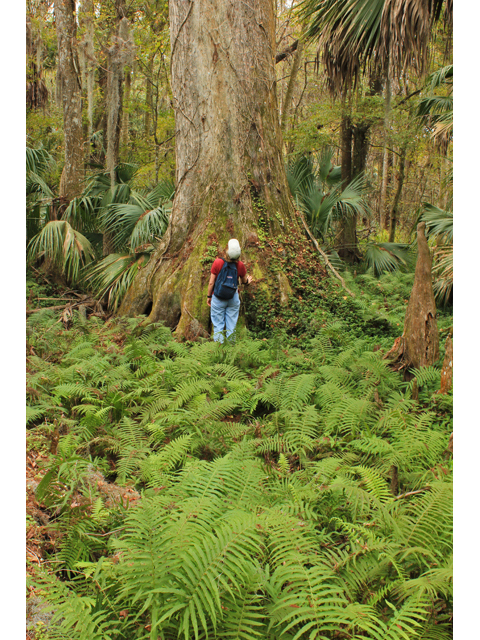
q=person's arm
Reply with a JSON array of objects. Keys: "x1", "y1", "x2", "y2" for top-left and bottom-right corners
[
  {"x1": 207, "y1": 273, "x2": 216, "y2": 307},
  {"x1": 240, "y1": 274, "x2": 253, "y2": 286}
]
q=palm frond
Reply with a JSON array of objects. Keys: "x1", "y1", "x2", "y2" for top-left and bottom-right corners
[
  {"x1": 84, "y1": 252, "x2": 149, "y2": 311},
  {"x1": 421, "y1": 204, "x2": 453, "y2": 243},
  {"x1": 364, "y1": 242, "x2": 412, "y2": 276},
  {"x1": 299, "y1": 0, "x2": 449, "y2": 91},
  {"x1": 27, "y1": 221, "x2": 95, "y2": 283},
  {"x1": 129, "y1": 205, "x2": 170, "y2": 251},
  {"x1": 26, "y1": 146, "x2": 54, "y2": 176}
]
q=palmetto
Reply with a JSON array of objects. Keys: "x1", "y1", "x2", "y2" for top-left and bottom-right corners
[
  {"x1": 417, "y1": 65, "x2": 453, "y2": 145},
  {"x1": 298, "y1": 0, "x2": 452, "y2": 91},
  {"x1": 81, "y1": 169, "x2": 174, "y2": 308},
  {"x1": 27, "y1": 220, "x2": 96, "y2": 283},
  {"x1": 287, "y1": 150, "x2": 368, "y2": 242},
  {"x1": 287, "y1": 150, "x2": 411, "y2": 275},
  {"x1": 421, "y1": 203, "x2": 453, "y2": 305},
  {"x1": 27, "y1": 156, "x2": 174, "y2": 301},
  {"x1": 26, "y1": 146, "x2": 55, "y2": 241}
]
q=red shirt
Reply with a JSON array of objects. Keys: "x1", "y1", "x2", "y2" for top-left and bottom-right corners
[{"x1": 211, "y1": 258, "x2": 246, "y2": 279}]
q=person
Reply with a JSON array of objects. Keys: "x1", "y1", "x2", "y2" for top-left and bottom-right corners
[{"x1": 207, "y1": 238, "x2": 253, "y2": 342}]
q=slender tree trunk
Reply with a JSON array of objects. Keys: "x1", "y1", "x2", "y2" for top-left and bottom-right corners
[
  {"x1": 27, "y1": 16, "x2": 48, "y2": 110},
  {"x1": 340, "y1": 111, "x2": 353, "y2": 184},
  {"x1": 388, "y1": 146, "x2": 407, "y2": 242},
  {"x1": 352, "y1": 122, "x2": 370, "y2": 227},
  {"x1": 379, "y1": 74, "x2": 392, "y2": 230},
  {"x1": 438, "y1": 332, "x2": 453, "y2": 395},
  {"x1": 338, "y1": 109, "x2": 356, "y2": 262},
  {"x1": 280, "y1": 39, "x2": 304, "y2": 133},
  {"x1": 54, "y1": 0, "x2": 84, "y2": 202},
  {"x1": 121, "y1": 65, "x2": 131, "y2": 150},
  {"x1": 352, "y1": 122, "x2": 370, "y2": 177},
  {"x1": 119, "y1": 0, "x2": 303, "y2": 338},
  {"x1": 104, "y1": 10, "x2": 134, "y2": 255},
  {"x1": 144, "y1": 53, "x2": 155, "y2": 137},
  {"x1": 79, "y1": 0, "x2": 96, "y2": 144}
]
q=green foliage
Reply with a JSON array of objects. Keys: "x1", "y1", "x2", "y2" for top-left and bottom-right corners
[
  {"x1": 420, "y1": 204, "x2": 453, "y2": 305},
  {"x1": 27, "y1": 220, "x2": 96, "y2": 284},
  {"x1": 287, "y1": 151, "x2": 370, "y2": 243},
  {"x1": 421, "y1": 205, "x2": 453, "y2": 244},
  {"x1": 27, "y1": 297, "x2": 452, "y2": 639},
  {"x1": 363, "y1": 242, "x2": 412, "y2": 276},
  {"x1": 286, "y1": 151, "x2": 416, "y2": 278},
  {"x1": 27, "y1": 146, "x2": 56, "y2": 241},
  {"x1": 417, "y1": 65, "x2": 453, "y2": 143},
  {"x1": 84, "y1": 253, "x2": 151, "y2": 312}
]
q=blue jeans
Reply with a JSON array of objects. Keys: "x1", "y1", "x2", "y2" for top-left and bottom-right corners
[{"x1": 210, "y1": 292, "x2": 241, "y2": 343}]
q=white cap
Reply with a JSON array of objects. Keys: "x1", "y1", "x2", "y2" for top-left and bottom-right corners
[{"x1": 227, "y1": 238, "x2": 241, "y2": 260}]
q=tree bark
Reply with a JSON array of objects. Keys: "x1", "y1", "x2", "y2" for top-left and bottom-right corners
[
  {"x1": 27, "y1": 16, "x2": 48, "y2": 110},
  {"x1": 118, "y1": 0, "x2": 301, "y2": 338},
  {"x1": 352, "y1": 124, "x2": 369, "y2": 178},
  {"x1": 275, "y1": 39, "x2": 299, "y2": 64},
  {"x1": 388, "y1": 145, "x2": 406, "y2": 243},
  {"x1": 79, "y1": 0, "x2": 96, "y2": 144},
  {"x1": 104, "y1": 11, "x2": 134, "y2": 255},
  {"x1": 144, "y1": 53, "x2": 156, "y2": 138},
  {"x1": 338, "y1": 111, "x2": 356, "y2": 263},
  {"x1": 438, "y1": 332, "x2": 453, "y2": 394},
  {"x1": 121, "y1": 65, "x2": 131, "y2": 150},
  {"x1": 280, "y1": 39, "x2": 304, "y2": 133},
  {"x1": 379, "y1": 74, "x2": 392, "y2": 230},
  {"x1": 384, "y1": 222, "x2": 439, "y2": 371},
  {"x1": 54, "y1": 0, "x2": 84, "y2": 202}
]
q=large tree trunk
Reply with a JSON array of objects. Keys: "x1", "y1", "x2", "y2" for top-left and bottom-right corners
[
  {"x1": 119, "y1": 0, "x2": 299, "y2": 338},
  {"x1": 55, "y1": 0, "x2": 84, "y2": 202},
  {"x1": 384, "y1": 222, "x2": 439, "y2": 371}
]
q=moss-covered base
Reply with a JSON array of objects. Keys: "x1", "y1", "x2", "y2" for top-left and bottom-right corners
[{"x1": 118, "y1": 183, "x2": 331, "y2": 340}]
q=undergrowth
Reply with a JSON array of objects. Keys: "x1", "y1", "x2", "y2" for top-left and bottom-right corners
[{"x1": 26, "y1": 272, "x2": 453, "y2": 640}]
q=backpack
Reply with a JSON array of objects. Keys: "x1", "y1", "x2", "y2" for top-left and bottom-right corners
[{"x1": 213, "y1": 260, "x2": 238, "y2": 300}]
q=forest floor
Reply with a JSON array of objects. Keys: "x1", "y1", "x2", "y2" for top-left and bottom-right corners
[{"x1": 25, "y1": 269, "x2": 453, "y2": 640}]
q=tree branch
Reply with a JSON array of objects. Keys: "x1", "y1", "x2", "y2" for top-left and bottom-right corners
[
  {"x1": 275, "y1": 39, "x2": 298, "y2": 64},
  {"x1": 298, "y1": 212, "x2": 356, "y2": 298},
  {"x1": 394, "y1": 487, "x2": 430, "y2": 500}
]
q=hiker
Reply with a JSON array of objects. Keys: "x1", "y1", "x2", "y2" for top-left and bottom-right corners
[{"x1": 206, "y1": 238, "x2": 253, "y2": 342}]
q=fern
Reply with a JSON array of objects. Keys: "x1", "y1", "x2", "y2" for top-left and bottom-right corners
[{"x1": 27, "y1": 314, "x2": 452, "y2": 639}]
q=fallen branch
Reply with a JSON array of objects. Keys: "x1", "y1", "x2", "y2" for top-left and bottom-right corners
[
  {"x1": 298, "y1": 212, "x2": 356, "y2": 298},
  {"x1": 26, "y1": 298, "x2": 102, "y2": 316},
  {"x1": 26, "y1": 304, "x2": 70, "y2": 315},
  {"x1": 35, "y1": 297, "x2": 78, "y2": 302},
  {"x1": 394, "y1": 487, "x2": 430, "y2": 500}
]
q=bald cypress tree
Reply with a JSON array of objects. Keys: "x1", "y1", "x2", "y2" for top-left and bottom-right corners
[{"x1": 119, "y1": 0, "x2": 303, "y2": 338}]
